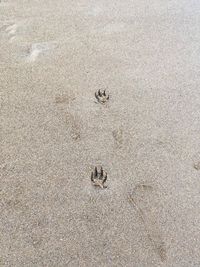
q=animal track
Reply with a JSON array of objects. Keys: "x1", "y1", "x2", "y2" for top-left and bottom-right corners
[
  {"x1": 95, "y1": 89, "x2": 109, "y2": 104},
  {"x1": 91, "y1": 167, "x2": 107, "y2": 189}
]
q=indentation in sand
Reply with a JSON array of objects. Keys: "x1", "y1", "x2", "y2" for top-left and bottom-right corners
[
  {"x1": 94, "y1": 22, "x2": 127, "y2": 35},
  {"x1": 24, "y1": 42, "x2": 56, "y2": 62},
  {"x1": 0, "y1": 20, "x2": 28, "y2": 43},
  {"x1": 194, "y1": 162, "x2": 200, "y2": 170},
  {"x1": 55, "y1": 94, "x2": 76, "y2": 105},
  {"x1": 192, "y1": 152, "x2": 200, "y2": 171},
  {"x1": 88, "y1": 5, "x2": 103, "y2": 16},
  {"x1": 112, "y1": 128, "x2": 123, "y2": 148},
  {"x1": 2, "y1": 23, "x2": 19, "y2": 42},
  {"x1": 5, "y1": 23, "x2": 17, "y2": 36},
  {"x1": 0, "y1": 0, "x2": 10, "y2": 6},
  {"x1": 128, "y1": 184, "x2": 167, "y2": 262},
  {"x1": 66, "y1": 112, "x2": 81, "y2": 141}
]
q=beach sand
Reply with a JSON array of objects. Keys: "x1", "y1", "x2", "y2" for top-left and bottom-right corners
[{"x1": 1, "y1": 0, "x2": 200, "y2": 266}]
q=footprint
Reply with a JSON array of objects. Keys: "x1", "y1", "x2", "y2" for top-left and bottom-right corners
[
  {"x1": 91, "y1": 166, "x2": 108, "y2": 189},
  {"x1": 95, "y1": 89, "x2": 109, "y2": 104},
  {"x1": 128, "y1": 184, "x2": 167, "y2": 262},
  {"x1": 23, "y1": 42, "x2": 56, "y2": 62}
]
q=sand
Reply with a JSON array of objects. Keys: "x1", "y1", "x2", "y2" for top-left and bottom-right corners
[{"x1": 1, "y1": 0, "x2": 200, "y2": 266}]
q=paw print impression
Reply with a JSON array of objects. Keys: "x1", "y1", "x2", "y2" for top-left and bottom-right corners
[
  {"x1": 95, "y1": 89, "x2": 109, "y2": 104},
  {"x1": 91, "y1": 166, "x2": 108, "y2": 189}
]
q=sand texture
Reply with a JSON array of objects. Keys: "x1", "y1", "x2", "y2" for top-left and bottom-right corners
[{"x1": 1, "y1": 0, "x2": 200, "y2": 266}]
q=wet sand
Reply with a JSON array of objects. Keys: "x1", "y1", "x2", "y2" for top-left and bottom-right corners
[{"x1": 1, "y1": 0, "x2": 200, "y2": 266}]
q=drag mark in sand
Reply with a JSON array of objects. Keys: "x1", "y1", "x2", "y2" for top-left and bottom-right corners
[
  {"x1": 112, "y1": 129, "x2": 123, "y2": 148},
  {"x1": 128, "y1": 184, "x2": 167, "y2": 262},
  {"x1": 66, "y1": 112, "x2": 81, "y2": 141}
]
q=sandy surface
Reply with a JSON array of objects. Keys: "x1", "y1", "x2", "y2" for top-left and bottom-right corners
[{"x1": 1, "y1": 0, "x2": 200, "y2": 266}]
